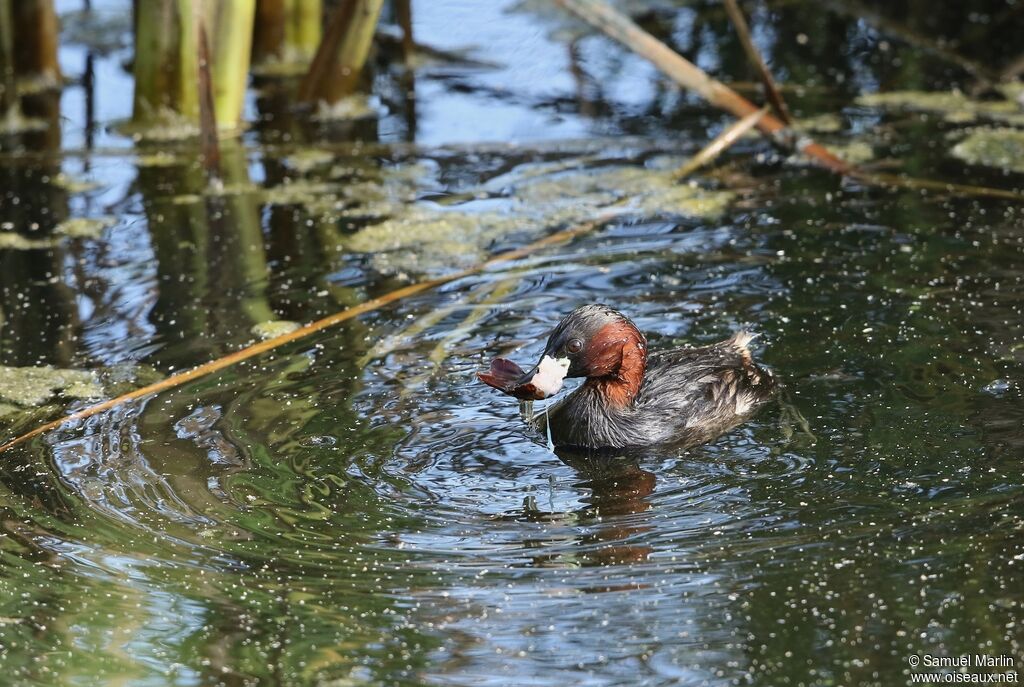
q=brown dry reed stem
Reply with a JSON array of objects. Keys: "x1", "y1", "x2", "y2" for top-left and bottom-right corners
[
  {"x1": 298, "y1": 0, "x2": 384, "y2": 104},
  {"x1": 673, "y1": 106, "x2": 768, "y2": 179},
  {"x1": 854, "y1": 173, "x2": 1024, "y2": 202},
  {"x1": 253, "y1": 0, "x2": 287, "y2": 61},
  {"x1": 554, "y1": 0, "x2": 852, "y2": 175},
  {"x1": 396, "y1": 0, "x2": 414, "y2": 66},
  {"x1": 0, "y1": 218, "x2": 609, "y2": 455},
  {"x1": 299, "y1": 0, "x2": 356, "y2": 102},
  {"x1": 0, "y1": 0, "x2": 17, "y2": 119},
  {"x1": 253, "y1": 0, "x2": 322, "y2": 67},
  {"x1": 11, "y1": 0, "x2": 60, "y2": 87},
  {"x1": 722, "y1": 0, "x2": 791, "y2": 125},
  {"x1": 197, "y1": 17, "x2": 221, "y2": 180}
]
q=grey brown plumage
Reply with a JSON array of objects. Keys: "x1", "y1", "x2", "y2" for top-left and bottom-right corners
[{"x1": 480, "y1": 305, "x2": 777, "y2": 450}]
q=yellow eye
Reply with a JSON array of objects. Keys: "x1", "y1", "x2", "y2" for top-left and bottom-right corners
[{"x1": 566, "y1": 338, "x2": 583, "y2": 354}]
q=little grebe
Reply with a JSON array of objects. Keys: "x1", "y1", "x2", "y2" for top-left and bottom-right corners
[{"x1": 478, "y1": 304, "x2": 776, "y2": 450}]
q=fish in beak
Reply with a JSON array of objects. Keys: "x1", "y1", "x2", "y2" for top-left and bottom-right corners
[{"x1": 478, "y1": 354, "x2": 571, "y2": 400}]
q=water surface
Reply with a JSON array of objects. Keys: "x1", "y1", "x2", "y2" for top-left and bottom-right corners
[{"x1": 1, "y1": 1, "x2": 1023, "y2": 685}]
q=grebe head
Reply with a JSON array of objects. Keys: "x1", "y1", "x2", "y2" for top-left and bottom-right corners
[{"x1": 508, "y1": 305, "x2": 648, "y2": 400}]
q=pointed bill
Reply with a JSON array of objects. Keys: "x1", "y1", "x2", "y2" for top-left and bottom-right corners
[{"x1": 478, "y1": 355, "x2": 571, "y2": 400}]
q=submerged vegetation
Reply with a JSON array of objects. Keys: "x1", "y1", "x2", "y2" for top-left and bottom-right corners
[
  {"x1": 952, "y1": 127, "x2": 1024, "y2": 173},
  {"x1": 1, "y1": 0, "x2": 1024, "y2": 685},
  {"x1": 0, "y1": 365, "x2": 101, "y2": 408},
  {"x1": 856, "y1": 88, "x2": 1024, "y2": 126},
  {"x1": 345, "y1": 161, "x2": 735, "y2": 274}
]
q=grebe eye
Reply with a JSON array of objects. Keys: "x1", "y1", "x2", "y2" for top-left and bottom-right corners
[{"x1": 566, "y1": 338, "x2": 583, "y2": 354}]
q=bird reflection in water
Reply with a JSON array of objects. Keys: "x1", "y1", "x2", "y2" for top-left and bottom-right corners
[{"x1": 501, "y1": 447, "x2": 658, "y2": 577}]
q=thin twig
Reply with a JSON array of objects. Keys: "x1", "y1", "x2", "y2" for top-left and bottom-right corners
[
  {"x1": 853, "y1": 172, "x2": 1024, "y2": 202},
  {"x1": 673, "y1": 106, "x2": 768, "y2": 179},
  {"x1": 722, "y1": 0, "x2": 792, "y2": 125},
  {"x1": 0, "y1": 218, "x2": 609, "y2": 455}
]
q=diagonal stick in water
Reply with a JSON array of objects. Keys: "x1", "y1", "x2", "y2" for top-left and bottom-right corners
[
  {"x1": 0, "y1": 217, "x2": 611, "y2": 455},
  {"x1": 673, "y1": 106, "x2": 768, "y2": 179},
  {"x1": 722, "y1": 0, "x2": 792, "y2": 126},
  {"x1": 554, "y1": 0, "x2": 851, "y2": 174}
]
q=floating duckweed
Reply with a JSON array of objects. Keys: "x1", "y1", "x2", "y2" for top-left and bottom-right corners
[
  {"x1": 284, "y1": 149, "x2": 336, "y2": 174},
  {"x1": 261, "y1": 180, "x2": 341, "y2": 206},
  {"x1": 202, "y1": 182, "x2": 258, "y2": 198},
  {"x1": 0, "y1": 364, "x2": 160, "y2": 427},
  {"x1": 116, "y1": 113, "x2": 202, "y2": 142},
  {"x1": 0, "y1": 218, "x2": 114, "y2": 248},
  {"x1": 98, "y1": 363, "x2": 164, "y2": 398},
  {"x1": 177, "y1": 178, "x2": 346, "y2": 206},
  {"x1": 512, "y1": 164, "x2": 735, "y2": 221},
  {"x1": 1001, "y1": 82, "x2": 1024, "y2": 103},
  {"x1": 0, "y1": 366, "x2": 103, "y2": 408},
  {"x1": 245, "y1": 161, "x2": 433, "y2": 225},
  {"x1": 0, "y1": 403, "x2": 22, "y2": 419},
  {"x1": 856, "y1": 90, "x2": 1024, "y2": 125},
  {"x1": 793, "y1": 113, "x2": 844, "y2": 133},
  {"x1": 629, "y1": 182, "x2": 734, "y2": 217},
  {"x1": 312, "y1": 95, "x2": 378, "y2": 121},
  {"x1": 0, "y1": 110, "x2": 47, "y2": 135},
  {"x1": 347, "y1": 208, "x2": 522, "y2": 274},
  {"x1": 54, "y1": 217, "x2": 116, "y2": 239},
  {"x1": 740, "y1": 113, "x2": 844, "y2": 138},
  {"x1": 828, "y1": 141, "x2": 875, "y2": 164},
  {"x1": 63, "y1": 378, "x2": 105, "y2": 399},
  {"x1": 252, "y1": 320, "x2": 302, "y2": 340},
  {"x1": 136, "y1": 151, "x2": 186, "y2": 167},
  {"x1": 250, "y1": 56, "x2": 310, "y2": 78},
  {"x1": 51, "y1": 173, "x2": 102, "y2": 194},
  {"x1": 787, "y1": 141, "x2": 874, "y2": 167},
  {"x1": 0, "y1": 233, "x2": 53, "y2": 250},
  {"x1": 172, "y1": 193, "x2": 205, "y2": 206},
  {"x1": 950, "y1": 128, "x2": 1024, "y2": 174},
  {"x1": 346, "y1": 163, "x2": 734, "y2": 274}
]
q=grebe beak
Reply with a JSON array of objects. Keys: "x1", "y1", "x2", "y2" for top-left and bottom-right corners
[
  {"x1": 478, "y1": 354, "x2": 571, "y2": 400},
  {"x1": 515, "y1": 355, "x2": 571, "y2": 399}
]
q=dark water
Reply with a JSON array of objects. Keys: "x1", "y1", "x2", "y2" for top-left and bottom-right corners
[{"x1": 2, "y1": 1, "x2": 1023, "y2": 685}]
